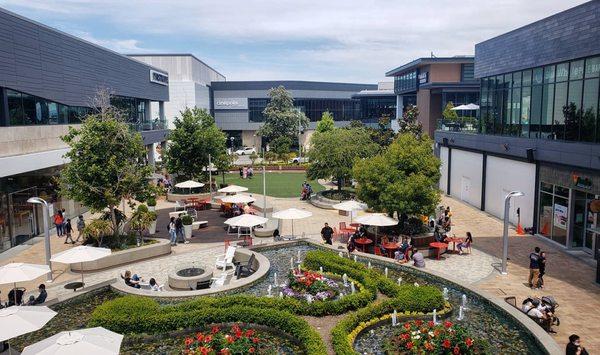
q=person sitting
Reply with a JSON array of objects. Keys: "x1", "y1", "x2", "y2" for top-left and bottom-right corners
[
  {"x1": 442, "y1": 216, "x2": 452, "y2": 231},
  {"x1": 394, "y1": 237, "x2": 410, "y2": 262},
  {"x1": 522, "y1": 298, "x2": 553, "y2": 331},
  {"x1": 457, "y1": 232, "x2": 473, "y2": 254},
  {"x1": 231, "y1": 204, "x2": 241, "y2": 216},
  {"x1": 122, "y1": 270, "x2": 140, "y2": 289},
  {"x1": 411, "y1": 248, "x2": 425, "y2": 268},
  {"x1": 30, "y1": 284, "x2": 47, "y2": 305},
  {"x1": 8, "y1": 287, "x2": 25, "y2": 306},
  {"x1": 566, "y1": 334, "x2": 589, "y2": 355},
  {"x1": 273, "y1": 228, "x2": 282, "y2": 241},
  {"x1": 347, "y1": 235, "x2": 356, "y2": 253},
  {"x1": 149, "y1": 278, "x2": 160, "y2": 291}
]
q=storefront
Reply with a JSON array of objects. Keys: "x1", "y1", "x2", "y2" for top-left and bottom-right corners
[{"x1": 537, "y1": 164, "x2": 600, "y2": 254}]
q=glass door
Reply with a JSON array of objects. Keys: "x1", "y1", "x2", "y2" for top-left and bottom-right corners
[
  {"x1": 584, "y1": 195, "x2": 600, "y2": 254},
  {"x1": 8, "y1": 187, "x2": 39, "y2": 246},
  {"x1": 572, "y1": 190, "x2": 587, "y2": 248}
]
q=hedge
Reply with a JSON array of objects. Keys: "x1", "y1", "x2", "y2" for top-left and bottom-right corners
[{"x1": 89, "y1": 297, "x2": 327, "y2": 354}]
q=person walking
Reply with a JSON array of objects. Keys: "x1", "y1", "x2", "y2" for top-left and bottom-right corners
[
  {"x1": 63, "y1": 219, "x2": 74, "y2": 244},
  {"x1": 528, "y1": 246, "x2": 541, "y2": 289},
  {"x1": 168, "y1": 217, "x2": 177, "y2": 246},
  {"x1": 53, "y1": 210, "x2": 64, "y2": 236},
  {"x1": 75, "y1": 215, "x2": 85, "y2": 243},
  {"x1": 537, "y1": 251, "x2": 546, "y2": 289},
  {"x1": 321, "y1": 223, "x2": 334, "y2": 245},
  {"x1": 175, "y1": 214, "x2": 184, "y2": 244}
]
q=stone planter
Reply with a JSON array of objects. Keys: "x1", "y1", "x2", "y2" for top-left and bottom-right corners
[
  {"x1": 148, "y1": 205, "x2": 156, "y2": 212},
  {"x1": 184, "y1": 224, "x2": 193, "y2": 239},
  {"x1": 148, "y1": 220, "x2": 157, "y2": 235}
]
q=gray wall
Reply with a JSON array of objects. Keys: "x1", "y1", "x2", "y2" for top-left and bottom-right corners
[
  {"x1": 0, "y1": 7, "x2": 168, "y2": 107},
  {"x1": 475, "y1": 1, "x2": 600, "y2": 78}
]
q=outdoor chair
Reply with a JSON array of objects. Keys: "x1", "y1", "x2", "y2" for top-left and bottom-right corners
[
  {"x1": 174, "y1": 200, "x2": 186, "y2": 212},
  {"x1": 215, "y1": 246, "x2": 237, "y2": 270},
  {"x1": 235, "y1": 253, "x2": 256, "y2": 279},
  {"x1": 186, "y1": 208, "x2": 198, "y2": 220},
  {"x1": 210, "y1": 271, "x2": 234, "y2": 288},
  {"x1": 374, "y1": 246, "x2": 383, "y2": 256}
]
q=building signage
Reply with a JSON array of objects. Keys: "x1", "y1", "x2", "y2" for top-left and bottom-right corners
[
  {"x1": 418, "y1": 72, "x2": 428, "y2": 84},
  {"x1": 214, "y1": 98, "x2": 248, "y2": 110},
  {"x1": 150, "y1": 70, "x2": 169, "y2": 86},
  {"x1": 553, "y1": 203, "x2": 568, "y2": 230},
  {"x1": 572, "y1": 172, "x2": 592, "y2": 190}
]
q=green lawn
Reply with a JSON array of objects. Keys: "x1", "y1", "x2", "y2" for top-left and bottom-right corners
[{"x1": 221, "y1": 171, "x2": 324, "y2": 198}]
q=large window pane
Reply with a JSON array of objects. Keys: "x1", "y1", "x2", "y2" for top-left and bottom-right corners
[
  {"x1": 48, "y1": 102, "x2": 59, "y2": 124},
  {"x1": 21, "y1": 93, "x2": 36, "y2": 125},
  {"x1": 541, "y1": 84, "x2": 554, "y2": 138},
  {"x1": 510, "y1": 87, "x2": 521, "y2": 135},
  {"x1": 58, "y1": 104, "x2": 68, "y2": 124},
  {"x1": 570, "y1": 60, "x2": 584, "y2": 80},
  {"x1": 521, "y1": 86, "x2": 531, "y2": 137},
  {"x1": 522, "y1": 70, "x2": 532, "y2": 86},
  {"x1": 513, "y1": 71, "x2": 522, "y2": 87},
  {"x1": 553, "y1": 82, "x2": 568, "y2": 139},
  {"x1": 503, "y1": 87, "x2": 512, "y2": 133},
  {"x1": 34, "y1": 98, "x2": 49, "y2": 124},
  {"x1": 552, "y1": 196, "x2": 569, "y2": 245},
  {"x1": 544, "y1": 65, "x2": 555, "y2": 83},
  {"x1": 565, "y1": 80, "x2": 583, "y2": 141},
  {"x1": 7, "y1": 89, "x2": 24, "y2": 125},
  {"x1": 530, "y1": 85, "x2": 543, "y2": 137},
  {"x1": 582, "y1": 78, "x2": 599, "y2": 142},
  {"x1": 533, "y1": 68, "x2": 543, "y2": 85},
  {"x1": 585, "y1": 56, "x2": 600, "y2": 78},
  {"x1": 556, "y1": 63, "x2": 569, "y2": 82}
]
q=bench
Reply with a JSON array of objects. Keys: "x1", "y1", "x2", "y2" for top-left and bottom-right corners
[{"x1": 192, "y1": 221, "x2": 208, "y2": 230}]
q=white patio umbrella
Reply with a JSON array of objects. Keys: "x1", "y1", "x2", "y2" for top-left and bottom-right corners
[
  {"x1": 225, "y1": 214, "x2": 269, "y2": 238},
  {"x1": 50, "y1": 246, "x2": 111, "y2": 286},
  {"x1": 221, "y1": 194, "x2": 256, "y2": 204},
  {"x1": 175, "y1": 180, "x2": 205, "y2": 194},
  {"x1": 451, "y1": 103, "x2": 479, "y2": 110},
  {"x1": 218, "y1": 184, "x2": 249, "y2": 194},
  {"x1": 0, "y1": 263, "x2": 51, "y2": 305},
  {"x1": 22, "y1": 326, "x2": 123, "y2": 355},
  {"x1": 272, "y1": 208, "x2": 313, "y2": 238},
  {"x1": 354, "y1": 214, "x2": 398, "y2": 245},
  {"x1": 0, "y1": 306, "x2": 57, "y2": 345},
  {"x1": 332, "y1": 200, "x2": 367, "y2": 223}
]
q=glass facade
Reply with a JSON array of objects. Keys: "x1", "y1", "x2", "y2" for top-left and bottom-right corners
[
  {"x1": 479, "y1": 55, "x2": 600, "y2": 141},
  {"x1": 356, "y1": 96, "x2": 397, "y2": 123},
  {"x1": 394, "y1": 70, "x2": 417, "y2": 94},
  {"x1": 6, "y1": 88, "x2": 92, "y2": 125}
]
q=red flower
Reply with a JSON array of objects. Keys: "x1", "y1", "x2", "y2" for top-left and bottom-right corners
[
  {"x1": 406, "y1": 342, "x2": 414, "y2": 349},
  {"x1": 249, "y1": 347, "x2": 255, "y2": 353},
  {"x1": 425, "y1": 342, "x2": 434, "y2": 351},
  {"x1": 428, "y1": 321, "x2": 435, "y2": 327},
  {"x1": 252, "y1": 337, "x2": 260, "y2": 344},
  {"x1": 453, "y1": 345, "x2": 461, "y2": 354},
  {"x1": 434, "y1": 329, "x2": 441, "y2": 337},
  {"x1": 245, "y1": 329, "x2": 255, "y2": 337},
  {"x1": 415, "y1": 319, "x2": 423, "y2": 326},
  {"x1": 184, "y1": 337, "x2": 194, "y2": 346},
  {"x1": 444, "y1": 321, "x2": 453, "y2": 328},
  {"x1": 211, "y1": 326, "x2": 220, "y2": 334},
  {"x1": 199, "y1": 347, "x2": 209, "y2": 355},
  {"x1": 400, "y1": 333, "x2": 410, "y2": 341},
  {"x1": 196, "y1": 333, "x2": 204, "y2": 342},
  {"x1": 204, "y1": 335, "x2": 213, "y2": 343},
  {"x1": 443, "y1": 339, "x2": 451, "y2": 348},
  {"x1": 403, "y1": 322, "x2": 411, "y2": 330},
  {"x1": 226, "y1": 335, "x2": 234, "y2": 344},
  {"x1": 465, "y1": 338, "x2": 474, "y2": 347}
]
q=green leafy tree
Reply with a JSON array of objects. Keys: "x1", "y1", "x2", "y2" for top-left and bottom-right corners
[
  {"x1": 307, "y1": 127, "x2": 378, "y2": 191},
  {"x1": 271, "y1": 136, "x2": 293, "y2": 160},
  {"x1": 164, "y1": 108, "x2": 227, "y2": 182},
  {"x1": 316, "y1": 111, "x2": 335, "y2": 133},
  {"x1": 129, "y1": 204, "x2": 155, "y2": 246},
  {"x1": 60, "y1": 94, "x2": 152, "y2": 238},
  {"x1": 372, "y1": 115, "x2": 396, "y2": 147},
  {"x1": 213, "y1": 152, "x2": 235, "y2": 185},
  {"x1": 257, "y1": 86, "x2": 308, "y2": 142},
  {"x1": 353, "y1": 133, "x2": 441, "y2": 217},
  {"x1": 442, "y1": 101, "x2": 459, "y2": 121},
  {"x1": 398, "y1": 104, "x2": 423, "y2": 137}
]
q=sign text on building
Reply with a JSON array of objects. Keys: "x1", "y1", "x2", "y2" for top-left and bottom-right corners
[{"x1": 150, "y1": 70, "x2": 169, "y2": 86}]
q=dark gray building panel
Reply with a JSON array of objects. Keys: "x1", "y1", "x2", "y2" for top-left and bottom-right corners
[
  {"x1": 475, "y1": 1, "x2": 600, "y2": 78},
  {"x1": 211, "y1": 80, "x2": 376, "y2": 92},
  {"x1": 0, "y1": 7, "x2": 168, "y2": 107}
]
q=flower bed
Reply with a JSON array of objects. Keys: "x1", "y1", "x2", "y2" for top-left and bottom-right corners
[
  {"x1": 282, "y1": 269, "x2": 342, "y2": 301},
  {"x1": 384, "y1": 320, "x2": 488, "y2": 354}
]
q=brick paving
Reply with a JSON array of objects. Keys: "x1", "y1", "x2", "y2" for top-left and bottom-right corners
[{"x1": 442, "y1": 195, "x2": 600, "y2": 354}]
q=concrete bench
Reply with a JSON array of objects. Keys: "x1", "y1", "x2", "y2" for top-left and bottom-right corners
[{"x1": 192, "y1": 221, "x2": 208, "y2": 230}]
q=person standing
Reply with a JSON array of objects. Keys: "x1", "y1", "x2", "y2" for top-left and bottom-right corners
[
  {"x1": 63, "y1": 219, "x2": 74, "y2": 244},
  {"x1": 168, "y1": 217, "x2": 177, "y2": 246},
  {"x1": 528, "y1": 247, "x2": 541, "y2": 289},
  {"x1": 566, "y1": 334, "x2": 589, "y2": 355},
  {"x1": 53, "y1": 210, "x2": 64, "y2": 236},
  {"x1": 537, "y1": 251, "x2": 546, "y2": 289},
  {"x1": 175, "y1": 214, "x2": 184, "y2": 244},
  {"x1": 75, "y1": 215, "x2": 85, "y2": 243},
  {"x1": 321, "y1": 223, "x2": 334, "y2": 245}
]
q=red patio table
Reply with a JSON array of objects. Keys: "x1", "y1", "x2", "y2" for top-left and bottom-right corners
[
  {"x1": 446, "y1": 237, "x2": 463, "y2": 253},
  {"x1": 354, "y1": 238, "x2": 373, "y2": 252},
  {"x1": 381, "y1": 242, "x2": 399, "y2": 258},
  {"x1": 429, "y1": 242, "x2": 448, "y2": 260}
]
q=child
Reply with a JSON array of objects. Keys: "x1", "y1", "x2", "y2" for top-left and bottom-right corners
[{"x1": 64, "y1": 219, "x2": 74, "y2": 244}]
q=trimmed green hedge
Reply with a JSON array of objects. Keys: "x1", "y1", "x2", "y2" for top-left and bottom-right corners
[{"x1": 89, "y1": 296, "x2": 327, "y2": 354}]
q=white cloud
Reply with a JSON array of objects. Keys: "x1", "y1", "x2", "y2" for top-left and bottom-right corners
[
  {"x1": 0, "y1": 0, "x2": 589, "y2": 82},
  {"x1": 72, "y1": 31, "x2": 151, "y2": 53}
]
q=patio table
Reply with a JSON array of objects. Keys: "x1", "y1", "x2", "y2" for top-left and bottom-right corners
[
  {"x1": 354, "y1": 238, "x2": 373, "y2": 252},
  {"x1": 446, "y1": 237, "x2": 463, "y2": 253},
  {"x1": 381, "y1": 242, "x2": 399, "y2": 258},
  {"x1": 429, "y1": 242, "x2": 448, "y2": 260}
]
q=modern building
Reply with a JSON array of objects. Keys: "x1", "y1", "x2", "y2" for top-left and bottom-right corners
[
  {"x1": 0, "y1": 7, "x2": 169, "y2": 252},
  {"x1": 210, "y1": 80, "x2": 390, "y2": 149},
  {"x1": 386, "y1": 56, "x2": 480, "y2": 136},
  {"x1": 435, "y1": 1, "x2": 600, "y2": 258},
  {"x1": 128, "y1": 54, "x2": 226, "y2": 129}
]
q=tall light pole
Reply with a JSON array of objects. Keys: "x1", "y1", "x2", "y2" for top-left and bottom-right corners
[
  {"x1": 27, "y1": 197, "x2": 53, "y2": 282},
  {"x1": 262, "y1": 148, "x2": 267, "y2": 218},
  {"x1": 208, "y1": 154, "x2": 213, "y2": 199},
  {"x1": 501, "y1": 191, "x2": 524, "y2": 275}
]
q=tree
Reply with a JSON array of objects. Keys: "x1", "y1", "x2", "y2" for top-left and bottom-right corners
[
  {"x1": 372, "y1": 115, "x2": 396, "y2": 147},
  {"x1": 60, "y1": 93, "x2": 152, "y2": 238},
  {"x1": 398, "y1": 104, "x2": 423, "y2": 137},
  {"x1": 307, "y1": 127, "x2": 378, "y2": 191},
  {"x1": 442, "y1": 102, "x2": 459, "y2": 121},
  {"x1": 257, "y1": 86, "x2": 308, "y2": 142},
  {"x1": 213, "y1": 152, "x2": 235, "y2": 185},
  {"x1": 271, "y1": 136, "x2": 293, "y2": 160},
  {"x1": 129, "y1": 204, "x2": 155, "y2": 246},
  {"x1": 164, "y1": 107, "x2": 227, "y2": 181},
  {"x1": 353, "y1": 133, "x2": 441, "y2": 218},
  {"x1": 316, "y1": 111, "x2": 335, "y2": 133}
]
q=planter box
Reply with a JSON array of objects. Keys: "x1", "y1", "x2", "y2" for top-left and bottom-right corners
[
  {"x1": 149, "y1": 220, "x2": 157, "y2": 235},
  {"x1": 70, "y1": 238, "x2": 171, "y2": 272},
  {"x1": 184, "y1": 225, "x2": 193, "y2": 239}
]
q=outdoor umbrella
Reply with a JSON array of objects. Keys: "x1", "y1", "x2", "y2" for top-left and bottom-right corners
[
  {"x1": 332, "y1": 200, "x2": 367, "y2": 223},
  {"x1": 354, "y1": 214, "x2": 398, "y2": 245},
  {"x1": 272, "y1": 208, "x2": 313, "y2": 238},
  {"x1": 22, "y1": 326, "x2": 123, "y2": 355},
  {"x1": 0, "y1": 263, "x2": 51, "y2": 305},
  {"x1": 174, "y1": 180, "x2": 205, "y2": 194},
  {"x1": 225, "y1": 214, "x2": 269, "y2": 238},
  {"x1": 0, "y1": 306, "x2": 57, "y2": 351},
  {"x1": 50, "y1": 246, "x2": 111, "y2": 286},
  {"x1": 451, "y1": 103, "x2": 479, "y2": 110},
  {"x1": 218, "y1": 185, "x2": 249, "y2": 194},
  {"x1": 220, "y1": 194, "x2": 256, "y2": 204}
]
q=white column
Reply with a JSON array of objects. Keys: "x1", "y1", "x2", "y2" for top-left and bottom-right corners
[
  {"x1": 147, "y1": 144, "x2": 155, "y2": 166},
  {"x1": 392, "y1": 95, "x2": 404, "y2": 133},
  {"x1": 158, "y1": 101, "x2": 166, "y2": 128}
]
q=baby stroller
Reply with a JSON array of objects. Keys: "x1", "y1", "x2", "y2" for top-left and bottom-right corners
[{"x1": 541, "y1": 296, "x2": 560, "y2": 327}]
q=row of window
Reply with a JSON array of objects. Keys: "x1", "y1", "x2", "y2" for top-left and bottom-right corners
[
  {"x1": 248, "y1": 97, "x2": 397, "y2": 123},
  {"x1": 479, "y1": 56, "x2": 600, "y2": 142},
  {"x1": 394, "y1": 70, "x2": 417, "y2": 94}
]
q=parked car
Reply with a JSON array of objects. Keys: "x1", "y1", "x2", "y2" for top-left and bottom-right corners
[
  {"x1": 289, "y1": 156, "x2": 309, "y2": 164},
  {"x1": 234, "y1": 147, "x2": 256, "y2": 155}
]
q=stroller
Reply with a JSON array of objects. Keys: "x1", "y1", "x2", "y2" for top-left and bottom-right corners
[
  {"x1": 520, "y1": 296, "x2": 560, "y2": 332},
  {"x1": 541, "y1": 296, "x2": 560, "y2": 327}
]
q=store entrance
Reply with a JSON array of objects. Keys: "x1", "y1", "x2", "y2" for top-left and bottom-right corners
[
  {"x1": 8, "y1": 187, "x2": 39, "y2": 247},
  {"x1": 573, "y1": 190, "x2": 596, "y2": 254}
]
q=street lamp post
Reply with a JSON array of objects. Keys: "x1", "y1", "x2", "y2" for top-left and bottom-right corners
[
  {"x1": 501, "y1": 191, "x2": 524, "y2": 275},
  {"x1": 262, "y1": 148, "x2": 267, "y2": 218},
  {"x1": 27, "y1": 197, "x2": 53, "y2": 282}
]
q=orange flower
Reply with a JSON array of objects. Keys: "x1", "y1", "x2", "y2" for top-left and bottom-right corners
[
  {"x1": 453, "y1": 345, "x2": 461, "y2": 354},
  {"x1": 196, "y1": 333, "x2": 204, "y2": 342},
  {"x1": 406, "y1": 342, "x2": 414, "y2": 349},
  {"x1": 199, "y1": 347, "x2": 209, "y2": 355},
  {"x1": 184, "y1": 337, "x2": 194, "y2": 346},
  {"x1": 249, "y1": 347, "x2": 255, "y2": 353},
  {"x1": 424, "y1": 342, "x2": 434, "y2": 351},
  {"x1": 443, "y1": 339, "x2": 451, "y2": 348},
  {"x1": 403, "y1": 322, "x2": 411, "y2": 330},
  {"x1": 465, "y1": 338, "x2": 473, "y2": 347},
  {"x1": 204, "y1": 335, "x2": 213, "y2": 343}
]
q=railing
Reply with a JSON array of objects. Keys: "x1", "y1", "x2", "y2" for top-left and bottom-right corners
[
  {"x1": 436, "y1": 118, "x2": 479, "y2": 134},
  {"x1": 128, "y1": 119, "x2": 168, "y2": 132}
]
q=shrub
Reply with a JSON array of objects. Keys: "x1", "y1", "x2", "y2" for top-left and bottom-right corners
[
  {"x1": 181, "y1": 215, "x2": 193, "y2": 225},
  {"x1": 147, "y1": 197, "x2": 157, "y2": 207}
]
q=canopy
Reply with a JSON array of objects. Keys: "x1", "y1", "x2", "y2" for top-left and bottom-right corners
[
  {"x1": 218, "y1": 185, "x2": 249, "y2": 193},
  {"x1": 0, "y1": 263, "x2": 50, "y2": 284},
  {"x1": 22, "y1": 327, "x2": 124, "y2": 355},
  {"x1": 354, "y1": 214, "x2": 397, "y2": 226},
  {"x1": 50, "y1": 246, "x2": 111, "y2": 285},
  {"x1": 0, "y1": 306, "x2": 57, "y2": 342},
  {"x1": 174, "y1": 180, "x2": 205, "y2": 189},
  {"x1": 332, "y1": 200, "x2": 367, "y2": 212},
  {"x1": 451, "y1": 103, "x2": 479, "y2": 110},
  {"x1": 221, "y1": 194, "x2": 256, "y2": 204},
  {"x1": 225, "y1": 214, "x2": 268, "y2": 228},
  {"x1": 272, "y1": 208, "x2": 313, "y2": 220}
]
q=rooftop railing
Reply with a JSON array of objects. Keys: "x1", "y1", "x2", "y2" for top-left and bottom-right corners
[{"x1": 436, "y1": 118, "x2": 479, "y2": 134}]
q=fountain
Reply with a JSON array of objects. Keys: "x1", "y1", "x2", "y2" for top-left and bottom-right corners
[
  {"x1": 351, "y1": 282, "x2": 356, "y2": 294},
  {"x1": 461, "y1": 294, "x2": 468, "y2": 309},
  {"x1": 384, "y1": 267, "x2": 388, "y2": 278},
  {"x1": 367, "y1": 261, "x2": 372, "y2": 269},
  {"x1": 176, "y1": 268, "x2": 204, "y2": 277},
  {"x1": 442, "y1": 287, "x2": 449, "y2": 301},
  {"x1": 342, "y1": 273, "x2": 348, "y2": 287},
  {"x1": 290, "y1": 257, "x2": 294, "y2": 270},
  {"x1": 433, "y1": 309, "x2": 439, "y2": 324},
  {"x1": 457, "y1": 305, "x2": 464, "y2": 321},
  {"x1": 297, "y1": 250, "x2": 301, "y2": 262},
  {"x1": 273, "y1": 272, "x2": 278, "y2": 287},
  {"x1": 279, "y1": 291, "x2": 283, "y2": 298},
  {"x1": 397, "y1": 277, "x2": 402, "y2": 285},
  {"x1": 319, "y1": 266, "x2": 323, "y2": 273},
  {"x1": 267, "y1": 285, "x2": 273, "y2": 297},
  {"x1": 169, "y1": 267, "x2": 212, "y2": 290},
  {"x1": 353, "y1": 255, "x2": 357, "y2": 262},
  {"x1": 392, "y1": 309, "x2": 398, "y2": 326}
]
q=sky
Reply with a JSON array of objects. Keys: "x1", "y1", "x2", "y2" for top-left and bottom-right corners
[{"x1": 0, "y1": 0, "x2": 589, "y2": 84}]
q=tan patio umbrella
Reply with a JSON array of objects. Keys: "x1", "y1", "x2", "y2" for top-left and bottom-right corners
[
  {"x1": 218, "y1": 184, "x2": 249, "y2": 194},
  {"x1": 332, "y1": 200, "x2": 367, "y2": 223},
  {"x1": 0, "y1": 263, "x2": 51, "y2": 305},
  {"x1": 272, "y1": 208, "x2": 312, "y2": 238},
  {"x1": 50, "y1": 246, "x2": 111, "y2": 286},
  {"x1": 354, "y1": 213, "x2": 398, "y2": 245}
]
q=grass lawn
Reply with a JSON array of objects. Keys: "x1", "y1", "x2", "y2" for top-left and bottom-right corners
[{"x1": 220, "y1": 171, "x2": 324, "y2": 198}]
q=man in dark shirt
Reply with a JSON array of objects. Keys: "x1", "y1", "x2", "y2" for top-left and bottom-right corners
[
  {"x1": 175, "y1": 214, "x2": 184, "y2": 244},
  {"x1": 528, "y1": 246, "x2": 541, "y2": 288},
  {"x1": 321, "y1": 223, "x2": 334, "y2": 245},
  {"x1": 566, "y1": 334, "x2": 589, "y2": 355},
  {"x1": 33, "y1": 284, "x2": 47, "y2": 305}
]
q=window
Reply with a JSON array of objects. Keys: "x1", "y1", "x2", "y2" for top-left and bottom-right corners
[
  {"x1": 538, "y1": 182, "x2": 569, "y2": 246},
  {"x1": 553, "y1": 82, "x2": 568, "y2": 139},
  {"x1": 522, "y1": 70, "x2": 532, "y2": 86},
  {"x1": 570, "y1": 60, "x2": 584, "y2": 80},
  {"x1": 556, "y1": 63, "x2": 569, "y2": 82},
  {"x1": 48, "y1": 102, "x2": 59, "y2": 124},
  {"x1": 541, "y1": 83, "x2": 554, "y2": 137},
  {"x1": 461, "y1": 63, "x2": 475, "y2": 81},
  {"x1": 513, "y1": 71, "x2": 522, "y2": 87},
  {"x1": 248, "y1": 98, "x2": 268, "y2": 122},
  {"x1": 582, "y1": 78, "x2": 599, "y2": 142},
  {"x1": 22, "y1": 93, "x2": 36, "y2": 125},
  {"x1": 521, "y1": 86, "x2": 531, "y2": 137},
  {"x1": 530, "y1": 85, "x2": 543, "y2": 137},
  {"x1": 7, "y1": 89, "x2": 24, "y2": 125},
  {"x1": 565, "y1": 80, "x2": 583, "y2": 141},
  {"x1": 533, "y1": 68, "x2": 543, "y2": 85},
  {"x1": 585, "y1": 56, "x2": 600, "y2": 78},
  {"x1": 544, "y1": 65, "x2": 555, "y2": 83}
]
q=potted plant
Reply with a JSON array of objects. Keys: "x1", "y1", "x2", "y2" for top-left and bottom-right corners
[
  {"x1": 148, "y1": 210, "x2": 157, "y2": 235},
  {"x1": 147, "y1": 196, "x2": 157, "y2": 211},
  {"x1": 182, "y1": 214, "x2": 193, "y2": 239}
]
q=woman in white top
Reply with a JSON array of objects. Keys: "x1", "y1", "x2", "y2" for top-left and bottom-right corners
[
  {"x1": 149, "y1": 278, "x2": 160, "y2": 291},
  {"x1": 169, "y1": 217, "x2": 177, "y2": 246}
]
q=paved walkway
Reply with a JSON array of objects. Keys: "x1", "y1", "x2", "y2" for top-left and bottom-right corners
[{"x1": 442, "y1": 195, "x2": 600, "y2": 354}]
